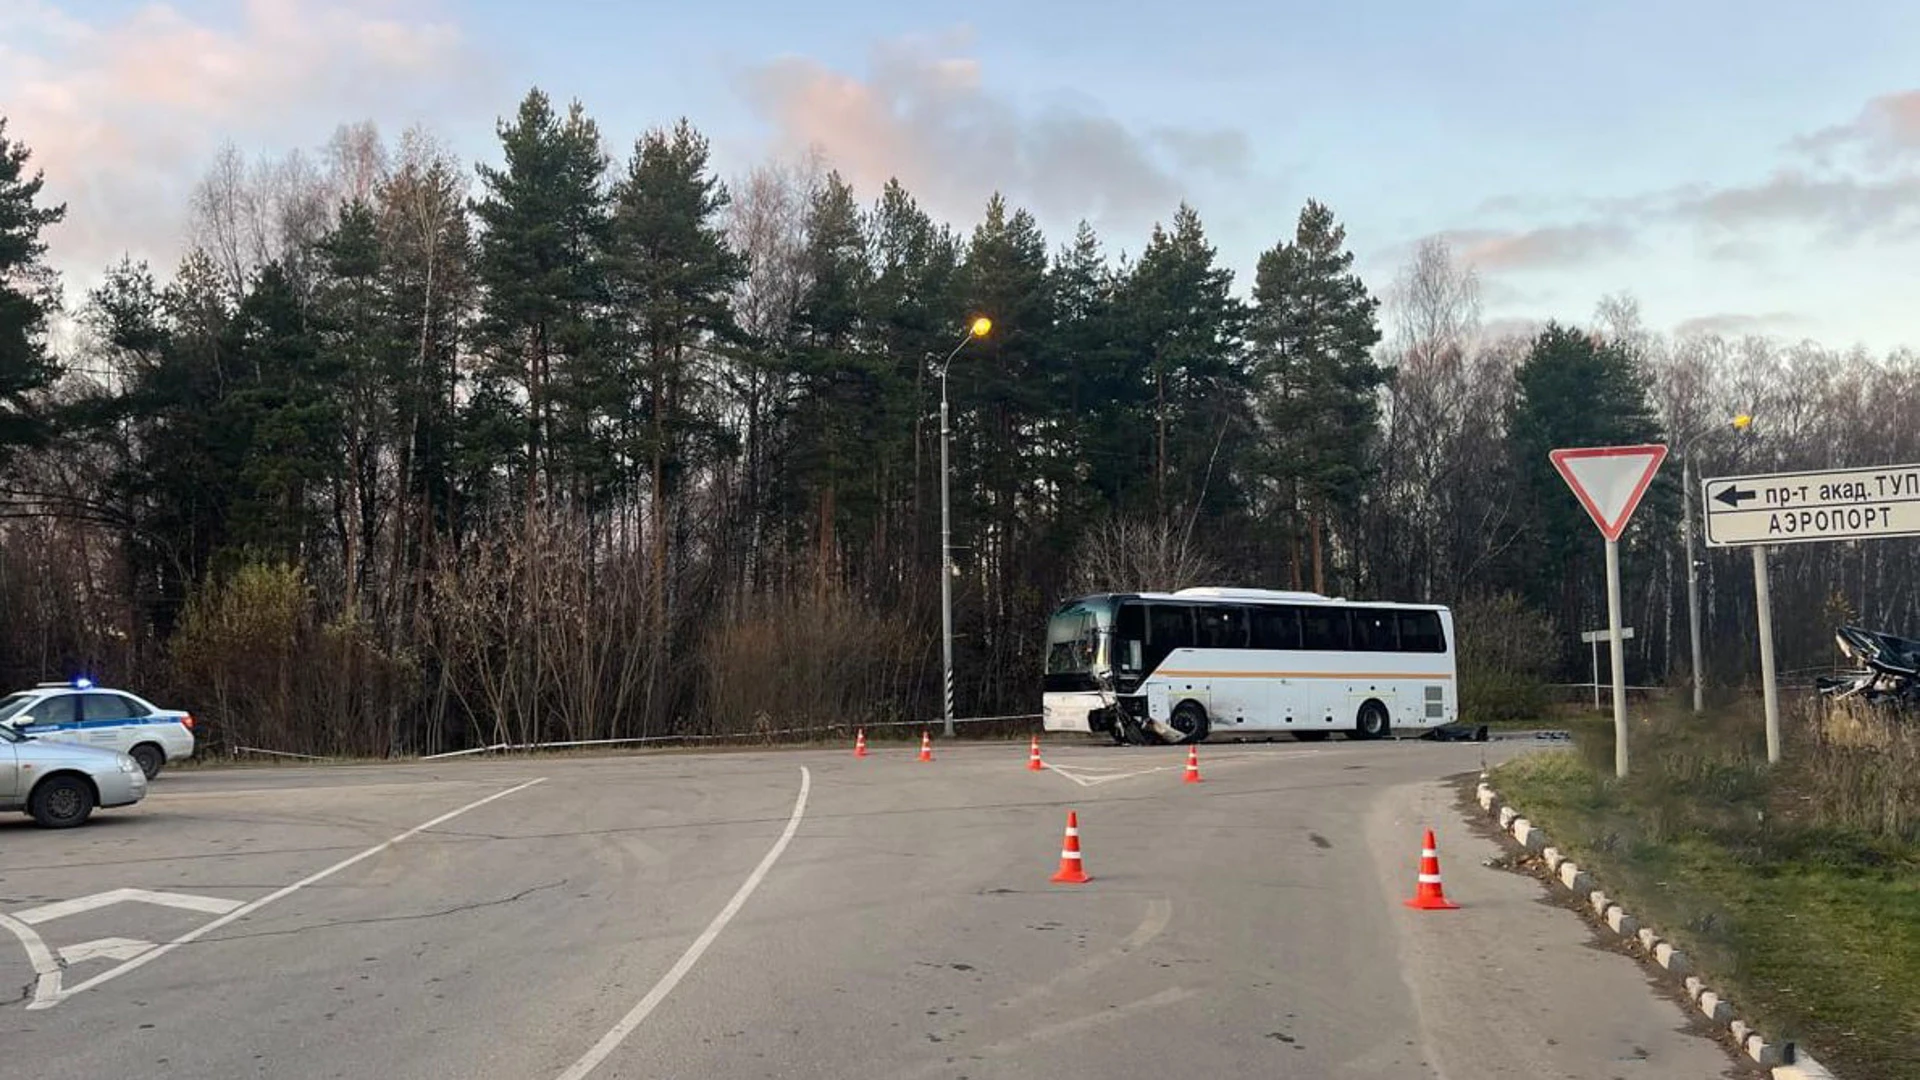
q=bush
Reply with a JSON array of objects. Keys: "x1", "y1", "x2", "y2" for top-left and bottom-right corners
[
  {"x1": 699, "y1": 586, "x2": 933, "y2": 736},
  {"x1": 1453, "y1": 591, "x2": 1558, "y2": 721},
  {"x1": 1798, "y1": 698, "x2": 1920, "y2": 842},
  {"x1": 168, "y1": 562, "x2": 416, "y2": 756}
]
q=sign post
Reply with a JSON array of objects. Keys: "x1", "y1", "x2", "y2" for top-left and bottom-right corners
[
  {"x1": 1702, "y1": 461, "x2": 1920, "y2": 765},
  {"x1": 1552, "y1": 444, "x2": 1668, "y2": 779},
  {"x1": 1580, "y1": 627, "x2": 1636, "y2": 710}
]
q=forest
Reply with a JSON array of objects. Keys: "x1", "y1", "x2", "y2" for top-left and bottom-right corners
[{"x1": 2, "y1": 89, "x2": 1916, "y2": 756}]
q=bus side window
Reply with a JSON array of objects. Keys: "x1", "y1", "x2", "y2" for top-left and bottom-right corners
[
  {"x1": 1398, "y1": 610, "x2": 1446, "y2": 653},
  {"x1": 1302, "y1": 608, "x2": 1352, "y2": 651},
  {"x1": 1353, "y1": 609, "x2": 1398, "y2": 651},
  {"x1": 1252, "y1": 606, "x2": 1302, "y2": 649},
  {"x1": 1196, "y1": 605, "x2": 1248, "y2": 648},
  {"x1": 1115, "y1": 602, "x2": 1147, "y2": 672},
  {"x1": 1145, "y1": 605, "x2": 1194, "y2": 671}
]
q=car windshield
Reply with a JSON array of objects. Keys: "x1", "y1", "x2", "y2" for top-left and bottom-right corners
[{"x1": 0, "y1": 692, "x2": 34, "y2": 724}]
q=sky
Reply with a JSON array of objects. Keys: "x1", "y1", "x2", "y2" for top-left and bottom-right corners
[{"x1": 4, "y1": 0, "x2": 1919, "y2": 352}]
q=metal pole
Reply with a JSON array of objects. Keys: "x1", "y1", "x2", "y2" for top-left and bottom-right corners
[
  {"x1": 939, "y1": 375, "x2": 955, "y2": 739},
  {"x1": 1591, "y1": 639, "x2": 1600, "y2": 711},
  {"x1": 1753, "y1": 544, "x2": 1781, "y2": 764},
  {"x1": 1605, "y1": 538, "x2": 1630, "y2": 778},
  {"x1": 1684, "y1": 455, "x2": 1705, "y2": 713}
]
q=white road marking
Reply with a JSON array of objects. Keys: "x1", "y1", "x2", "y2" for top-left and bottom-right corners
[
  {"x1": 32, "y1": 776, "x2": 547, "y2": 1010},
  {"x1": 0, "y1": 910, "x2": 62, "y2": 1008},
  {"x1": 897, "y1": 985, "x2": 1199, "y2": 1079},
  {"x1": 58, "y1": 937, "x2": 156, "y2": 965},
  {"x1": 1044, "y1": 748, "x2": 1322, "y2": 786},
  {"x1": 16, "y1": 888, "x2": 245, "y2": 925},
  {"x1": 996, "y1": 896, "x2": 1173, "y2": 1010},
  {"x1": 555, "y1": 766, "x2": 812, "y2": 1080}
]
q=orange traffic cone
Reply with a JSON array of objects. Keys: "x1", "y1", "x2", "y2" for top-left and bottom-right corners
[
  {"x1": 853, "y1": 729, "x2": 868, "y2": 758},
  {"x1": 1050, "y1": 810, "x2": 1090, "y2": 884},
  {"x1": 1403, "y1": 828, "x2": 1459, "y2": 910},
  {"x1": 918, "y1": 730, "x2": 933, "y2": 762},
  {"x1": 1182, "y1": 744, "x2": 1203, "y2": 783},
  {"x1": 1027, "y1": 734, "x2": 1044, "y2": 771}
]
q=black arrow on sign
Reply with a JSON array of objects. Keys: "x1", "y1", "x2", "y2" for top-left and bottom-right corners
[{"x1": 1713, "y1": 485, "x2": 1756, "y2": 508}]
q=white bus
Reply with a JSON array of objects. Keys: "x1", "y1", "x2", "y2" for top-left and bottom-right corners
[{"x1": 1041, "y1": 586, "x2": 1457, "y2": 745}]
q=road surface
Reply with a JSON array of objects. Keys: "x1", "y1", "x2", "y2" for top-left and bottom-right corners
[{"x1": 1, "y1": 738, "x2": 1745, "y2": 1078}]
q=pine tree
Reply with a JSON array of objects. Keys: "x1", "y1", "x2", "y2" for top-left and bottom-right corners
[
  {"x1": 1046, "y1": 221, "x2": 1134, "y2": 514},
  {"x1": 222, "y1": 263, "x2": 342, "y2": 560},
  {"x1": 470, "y1": 88, "x2": 610, "y2": 516},
  {"x1": 785, "y1": 172, "x2": 873, "y2": 585},
  {"x1": 1120, "y1": 204, "x2": 1250, "y2": 532},
  {"x1": 0, "y1": 117, "x2": 67, "y2": 462},
  {"x1": 1247, "y1": 199, "x2": 1383, "y2": 591},
  {"x1": 955, "y1": 193, "x2": 1055, "y2": 711},
  {"x1": 1507, "y1": 322, "x2": 1662, "y2": 630},
  {"x1": 864, "y1": 178, "x2": 961, "y2": 593},
  {"x1": 604, "y1": 117, "x2": 743, "y2": 669}
]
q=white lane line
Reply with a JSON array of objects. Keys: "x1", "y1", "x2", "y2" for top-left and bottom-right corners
[
  {"x1": 36, "y1": 776, "x2": 547, "y2": 1010},
  {"x1": 59, "y1": 937, "x2": 156, "y2": 965},
  {"x1": 555, "y1": 766, "x2": 812, "y2": 1080},
  {"x1": 0, "y1": 910, "x2": 62, "y2": 1008},
  {"x1": 17, "y1": 887, "x2": 245, "y2": 924}
]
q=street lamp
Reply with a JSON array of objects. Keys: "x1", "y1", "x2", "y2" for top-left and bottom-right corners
[
  {"x1": 1679, "y1": 411, "x2": 1755, "y2": 713},
  {"x1": 938, "y1": 316, "x2": 993, "y2": 738}
]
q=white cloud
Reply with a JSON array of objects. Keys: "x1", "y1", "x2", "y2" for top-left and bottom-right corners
[
  {"x1": 736, "y1": 28, "x2": 1250, "y2": 239},
  {"x1": 0, "y1": 0, "x2": 485, "y2": 286}
]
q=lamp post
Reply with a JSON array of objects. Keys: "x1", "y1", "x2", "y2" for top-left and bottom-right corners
[
  {"x1": 938, "y1": 316, "x2": 993, "y2": 739},
  {"x1": 1679, "y1": 411, "x2": 1754, "y2": 712}
]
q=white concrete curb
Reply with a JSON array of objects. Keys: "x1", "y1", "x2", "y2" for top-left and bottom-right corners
[{"x1": 1474, "y1": 772, "x2": 1839, "y2": 1080}]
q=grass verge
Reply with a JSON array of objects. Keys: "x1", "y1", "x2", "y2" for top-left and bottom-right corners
[{"x1": 1490, "y1": 699, "x2": 1920, "y2": 1080}]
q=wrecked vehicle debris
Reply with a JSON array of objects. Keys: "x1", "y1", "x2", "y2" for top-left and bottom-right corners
[{"x1": 1814, "y1": 624, "x2": 1920, "y2": 707}]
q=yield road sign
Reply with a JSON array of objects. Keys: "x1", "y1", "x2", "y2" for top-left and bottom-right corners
[
  {"x1": 1702, "y1": 462, "x2": 1920, "y2": 547},
  {"x1": 1550, "y1": 444, "x2": 1669, "y2": 541}
]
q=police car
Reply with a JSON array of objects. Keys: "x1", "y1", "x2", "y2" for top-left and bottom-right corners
[{"x1": 0, "y1": 679, "x2": 196, "y2": 779}]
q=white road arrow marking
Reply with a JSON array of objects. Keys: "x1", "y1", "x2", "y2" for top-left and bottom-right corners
[{"x1": 15, "y1": 888, "x2": 245, "y2": 925}]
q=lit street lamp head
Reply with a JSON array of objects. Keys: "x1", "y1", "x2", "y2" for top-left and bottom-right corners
[{"x1": 970, "y1": 316, "x2": 992, "y2": 338}]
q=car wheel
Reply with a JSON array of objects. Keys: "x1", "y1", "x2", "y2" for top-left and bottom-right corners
[
  {"x1": 29, "y1": 774, "x2": 96, "y2": 829},
  {"x1": 130, "y1": 742, "x2": 166, "y2": 779}
]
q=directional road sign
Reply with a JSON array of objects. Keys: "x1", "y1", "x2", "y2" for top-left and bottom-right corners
[{"x1": 1702, "y1": 462, "x2": 1920, "y2": 547}]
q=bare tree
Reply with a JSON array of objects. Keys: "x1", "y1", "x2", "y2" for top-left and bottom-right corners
[{"x1": 1072, "y1": 512, "x2": 1222, "y2": 594}]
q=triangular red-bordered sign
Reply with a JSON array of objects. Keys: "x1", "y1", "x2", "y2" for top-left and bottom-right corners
[{"x1": 1549, "y1": 444, "x2": 1668, "y2": 542}]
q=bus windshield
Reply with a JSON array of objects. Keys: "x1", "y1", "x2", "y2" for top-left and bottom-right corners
[{"x1": 1045, "y1": 601, "x2": 1110, "y2": 676}]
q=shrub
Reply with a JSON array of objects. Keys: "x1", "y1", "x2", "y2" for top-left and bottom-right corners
[{"x1": 1453, "y1": 590, "x2": 1558, "y2": 721}]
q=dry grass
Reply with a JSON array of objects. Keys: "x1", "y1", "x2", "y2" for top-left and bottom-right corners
[{"x1": 1492, "y1": 695, "x2": 1920, "y2": 1080}]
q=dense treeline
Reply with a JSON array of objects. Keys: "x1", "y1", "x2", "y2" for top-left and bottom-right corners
[{"x1": 1, "y1": 92, "x2": 1916, "y2": 755}]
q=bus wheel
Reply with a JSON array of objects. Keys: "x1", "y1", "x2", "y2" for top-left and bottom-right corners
[
  {"x1": 1170, "y1": 701, "x2": 1210, "y2": 745},
  {"x1": 1114, "y1": 711, "x2": 1150, "y2": 746},
  {"x1": 1354, "y1": 700, "x2": 1391, "y2": 740}
]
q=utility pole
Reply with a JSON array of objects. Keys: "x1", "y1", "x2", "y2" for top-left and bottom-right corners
[{"x1": 938, "y1": 317, "x2": 992, "y2": 739}]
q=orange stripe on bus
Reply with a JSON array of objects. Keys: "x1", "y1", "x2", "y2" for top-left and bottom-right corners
[{"x1": 1155, "y1": 670, "x2": 1454, "y2": 680}]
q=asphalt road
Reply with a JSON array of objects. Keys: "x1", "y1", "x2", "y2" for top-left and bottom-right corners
[{"x1": 1, "y1": 737, "x2": 1746, "y2": 1079}]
